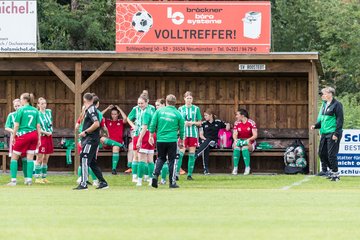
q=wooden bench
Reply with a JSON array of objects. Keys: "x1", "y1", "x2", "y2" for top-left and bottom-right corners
[{"x1": 0, "y1": 128, "x2": 308, "y2": 173}]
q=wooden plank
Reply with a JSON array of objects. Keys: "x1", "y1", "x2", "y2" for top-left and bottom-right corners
[
  {"x1": 44, "y1": 61, "x2": 75, "y2": 93},
  {"x1": 2, "y1": 153, "x2": 6, "y2": 173},
  {"x1": 308, "y1": 62, "x2": 315, "y2": 174},
  {"x1": 313, "y1": 62, "x2": 319, "y2": 174},
  {"x1": 74, "y1": 62, "x2": 82, "y2": 174},
  {"x1": 81, "y1": 62, "x2": 113, "y2": 93}
]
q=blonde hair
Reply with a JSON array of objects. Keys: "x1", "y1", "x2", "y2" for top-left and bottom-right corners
[{"x1": 20, "y1": 93, "x2": 35, "y2": 106}]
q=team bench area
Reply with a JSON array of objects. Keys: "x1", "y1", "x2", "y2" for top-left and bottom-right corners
[{"x1": 0, "y1": 128, "x2": 309, "y2": 174}]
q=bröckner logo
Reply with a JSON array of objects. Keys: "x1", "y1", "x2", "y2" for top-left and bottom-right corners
[{"x1": 167, "y1": 7, "x2": 184, "y2": 25}]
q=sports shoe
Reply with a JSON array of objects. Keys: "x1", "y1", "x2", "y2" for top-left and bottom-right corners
[
  {"x1": 73, "y1": 184, "x2": 88, "y2": 190},
  {"x1": 136, "y1": 181, "x2": 142, "y2": 187},
  {"x1": 132, "y1": 176, "x2": 138, "y2": 183},
  {"x1": 42, "y1": 178, "x2": 50, "y2": 184},
  {"x1": 160, "y1": 179, "x2": 166, "y2": 185},
  {"x1": 331, "y1": 176, "x2": 340, "y2": 182},
  {"x1": 232, "y1": 168, "x2": 238, "y2": 175},
  {"x1": 180, "y1": 168, "x2": 186, "y2": 175},
  {"x1": 316, "y1": 171, "x2": 329, "y2": 177},
  {"x1": 25, "y1": 180, "x2": 32, "y2": 186},
  {"x1": 35, "y1": 178, "x2": 44, "y2": 184},
  {"x1": 96, "y1": 182, "x2": 109, "y2": 190},
  {"x1": 169, "y1": 184, "x2": 180, "y2": 188},
  {"x1": 124, "y1": 168, "x2": 132, "y2": 174},
  {"x1": 144, "y1": 175, "x2": 149, "y2": 182},
  {"x1": 151, "y1": 178, "x2": 158, "y2": 188},
  {"x1": 175, "y1": 176, "x2": 179, "y2": 181},
  {"x1": 92, "y1": 179, "x2": 100, "y2": 187},
  {"x1": 6, "y1": 181, "x2": 16, "y2": 186},
  {"x1": 111, "y1": 169, "x2": 117, "y2": 175},
  {"x1": 244, "y1": 167, "x2": 251, "y2": 175},
  {"x1": 187, "y1": 176, "x2": 194, "y2": 181},
  {"x1": 76, "y1": 177, "x2": 81, "y2": 184},
  {"x1": 204, "y1": 169, "x2": 210, "y2": 175}
]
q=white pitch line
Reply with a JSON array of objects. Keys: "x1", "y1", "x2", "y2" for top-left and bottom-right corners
[{"x1": 281, "y1": 175, "x2": 314, "y2": 190}]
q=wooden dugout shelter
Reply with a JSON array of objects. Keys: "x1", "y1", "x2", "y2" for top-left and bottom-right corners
[{"x1": 0, "y1": 51, "x2": 322, "y2": 174}]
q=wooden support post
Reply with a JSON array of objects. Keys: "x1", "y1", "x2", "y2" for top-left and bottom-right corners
[
  {"x1": 2, "y1": 154, "x2": 7, "y2": 173},
  {"x1": 234, "y1": 79, "x2": 239, "y2": 113},
  {"x1": 308, "y1": 61, "x2": 316, "y2": 174},
  {"x1": 312, "y1": 61, "x2": 319, "y2": 174},
  {"x1": 74, "y1": 62, "x2": 82, "y2": 175},
  {"x1": 6, "y1": 79, "x2": 13, "y2": 115}
]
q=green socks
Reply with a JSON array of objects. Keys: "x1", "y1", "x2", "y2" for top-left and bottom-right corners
[
  {"x1": 77, "y1": 166, "x2": 82, "y2": 177},
  {"x1": 161, "y1": 163, "x2": 169, "y2": 180},
  {"x1": 176, "y1": 151, "x2": 184, "y2": 174},
  {"x1": 132, "y1": 161, "x2": 138, "y2": 176},
  {"x1": 148, "y1": 162, "x2": 154, "y2": 178},
  {"x1": 41, "y1": 165, "x2": 48, "y2": 178},
  {"x1": 187, "y1": 153, "x2": 195, "y2": 177},
  {"x1": 22, "y1": 158, "x2": 27, "y2": 178},
  {"x1": 233, "y1": 148, "x2": 241, "y2": 167},
  {"x1": 112, "y1": 152, "x2": 120, "y2": 170},
  {"x1": 242, "y1": 148, "x2": 251, "y2": 168},
  {"x1": 27, "y1": 160, "x2": 34, "y2": 180},
  {"x1": 35, "y1": 163, "x2": 42, "y2": 178},
  {"x1": 127, "y1": 161, "x2": 132, "y2": 168},
  {"x1": 137, "y1": 161, "x2": 145, "y2": 178},
  {"x1": 104, "y1": 138, "x2": 124, "y2": 148},
  {"x1": 10, "y1": 159, "x2": 18, "y2": 180}
]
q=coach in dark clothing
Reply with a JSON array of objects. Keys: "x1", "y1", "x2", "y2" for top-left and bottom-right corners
[
  {"x1": 195, "y1": 109, "x2": 226, "y2": 175},
  {"x1": 74, "y1": 93, "x2": 108, "y2": 190},
  {"x1": 311, "y1": 87, "x2": 344, "y2": 181}
]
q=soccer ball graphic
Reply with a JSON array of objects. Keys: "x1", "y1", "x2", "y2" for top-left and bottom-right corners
[{"x1": 132, "y1": 11, "x2": 153, "y2": 33}]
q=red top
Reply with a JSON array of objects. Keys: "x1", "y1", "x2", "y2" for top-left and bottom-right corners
[
  {"x1": 233, "y1": 119, "x2": 257, "y2": 143},
  {"x1": 105, "y1": 119, "x2": 124, "y2": 143}
]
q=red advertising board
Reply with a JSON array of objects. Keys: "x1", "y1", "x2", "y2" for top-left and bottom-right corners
[{"x1": 116, "y1": 1, "x2": 271, "y2": 54}]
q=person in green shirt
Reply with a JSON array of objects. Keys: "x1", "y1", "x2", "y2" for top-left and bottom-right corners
[
  {"x1": 7, "y1": 93, "x2": 41, "y2": 186},
  {"x1": 311, "y1": 87, "x2": 344, "y2": 181},
  {"x1": 149, "y1": 94, "x2": 185, "y2": 188},
  {"x1": 34, "y1": 97, "x2": 54, "y2": 184},
  {"x1": 177, "y1": 91, "x2": 202, "y2": 180}
]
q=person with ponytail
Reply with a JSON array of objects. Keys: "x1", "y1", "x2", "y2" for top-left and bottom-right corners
[
  {"x1": 232, "y1": 109, "x2": 258, "y2": 175},
  {"x1": 34, "y1": 97, "x2": 53, "y2": 184},
  {"x1": 178, "y1": 91, "x2": 202, "y2": 181},
  {"x1": 101, "y1": 104, "x2": 127, "y2": 175},
  {"x1": 7, "y1": 93, "x2": 41, "y2": 186},
  {"x1": 195, "y1": 109, "x2": 226, "y2": 175}
]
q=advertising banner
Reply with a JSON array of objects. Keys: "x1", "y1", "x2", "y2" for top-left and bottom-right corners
[
  {"x1": 0, "y1": 0, "x2": 37, "y2": 52},
  {"x1": 337, "y1": 129, "x2": 360, "y2": 176},
  {"x1": 116, "y1": 1, "x2": 271, "y2": 54}
]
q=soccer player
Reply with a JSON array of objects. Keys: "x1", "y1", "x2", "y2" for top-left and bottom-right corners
[
  {"x1": 149, "y1": 94, "x2": 185, "y2": 188},
  {"x1": 178, "y1": 91, "x2": 202, "y2": 180},
  {"x1": 101, "y1": 105, "x2": 127, "y2": 175},
  {"x1": 311, "y1": 87, "x2": 344, "y2": 181},
  {"x1": 135, "y1": 95, "x2": 155, "y2": 186},
  {"x1": 5, "y1": 99, "x2": 28, "y2": 178},
  {"x1": 34, "y1": 97, "x2": 53, "y2": 184},
  {"x1": 7, "y1": 93, "x2": 41, "y2": 186},
  {"x1": 195, "y1": 109, "x2": 226, "y2": 175},
  {"x1": 232, "y1": 109, "x2": 258, "y2": 175},
  {"x1": 73, "y1": 93, "x2": 108, "y2": 190}
]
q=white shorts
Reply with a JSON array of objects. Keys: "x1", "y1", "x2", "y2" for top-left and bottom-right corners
[{"x1": 139, "y1": 149, "x2": 154, "y2": 154}]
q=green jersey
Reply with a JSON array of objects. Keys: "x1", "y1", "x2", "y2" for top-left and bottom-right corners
[
  {"x1": 149, "y1": 106, "x2": 185, "y2": 142},
  {"x1": 5, "y1": 111, "x2": 16, "y2": 129},
  {"x1": 39, "y1": 109, "x2": 53, "y2": 134},
  {"x1": 128, "y1": 106, "x2": 142, "y2": 136},
  {"x1": 15, "y1": 104, "x2": 40, "y2": 136},
  {"x1": 178, "y1": 105, "x2": 202, "y2": 138},
  {"x1": 148, "y1": 104, "x2": 156, "y2": 114}
]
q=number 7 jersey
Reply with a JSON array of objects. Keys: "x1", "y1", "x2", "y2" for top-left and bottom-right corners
[{"x1": 15, "y1": 104, "x2": 40, "y2": 136}]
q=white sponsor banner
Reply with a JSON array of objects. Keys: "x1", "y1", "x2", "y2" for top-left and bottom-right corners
[
  {"x1": 0, "y1": 0, "x2": 37, "y2": 52},
  {"x1": 337, "y1": 129, "x2": 360, "y2": 176}
]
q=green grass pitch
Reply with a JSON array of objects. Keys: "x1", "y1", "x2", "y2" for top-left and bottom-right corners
[{"x1": 0, "y1": 173, "x2": 359, "y2": 240}]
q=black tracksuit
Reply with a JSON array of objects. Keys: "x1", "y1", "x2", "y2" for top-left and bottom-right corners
[{"x1": 195, "y1": 119, "x2": 226, "y2": 171}]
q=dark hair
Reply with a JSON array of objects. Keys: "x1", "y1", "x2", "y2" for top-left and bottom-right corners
[
  {"x1": 83, "y1": 92, "x2": 93, "y2": 101},
  {"x1": 21, "y1": 93, "x2": 35, "y2": 106},
  {"x1": 93, "y1": 95, "x2": 99, "y2": 105},
  {"x1": 156, "y1": 98, "x2": 165, "y2": 105},
  {"x1": 204, "y1": 108, "x2": 217, "y2": 119},
  {"x1": 184, "y1": 91, "x2": 192, "y2": 98},
  {"x1": 238, "y1": 108, "x2": 249, "y2": 118},
  {"x1": 111, "y1": 107, "x2": 119, "y2": 114}
]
